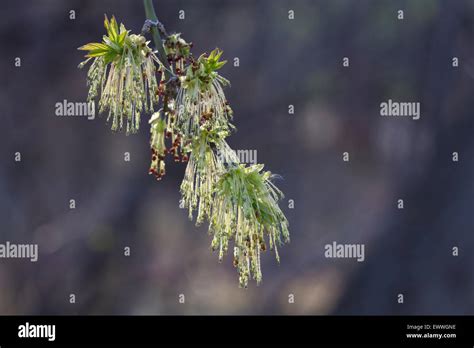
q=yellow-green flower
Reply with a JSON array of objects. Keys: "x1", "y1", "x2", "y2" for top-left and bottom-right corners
[
  {"x1": 149, "y1": 111, "x2": 167, "y2": 179},
  {"x1": 164, "y1": 34, "x2": 192, "y2": 63},
  {"x1": 78, "y1": 15, "x2": 162, "y2": 134},
  {"x1": 76, "y1": 12, "x2": 291, "y2": 288},
  {"x1": 176, "y1": 49, "x2": 233, "y2": 140},
  {"x1": 210, "y1": 164, "x2": 290, "y2": 287},
  {"x1": 180, "y1": 128, "x2": 230, "y2": 224}
]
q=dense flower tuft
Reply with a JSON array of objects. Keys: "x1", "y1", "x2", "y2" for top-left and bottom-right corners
[
  {"x1": 78, "y1": 13, "x2": 290, "y2": 287},
  {"x1": 180, "y1": 128, "x2": 231, "y2": 224},
  {"x1": 78, "y1": 15, "x2": 162, "y2": 134},
  {"x1": 176, "y1": 49, "x2": 234, "y2": 140},
  {"x1": 209, "y1": 164, "x2": 289, "y2": 287}
]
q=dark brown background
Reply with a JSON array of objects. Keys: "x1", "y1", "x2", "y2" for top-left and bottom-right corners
[{"x1": 1, "y1": 0, "x2": 473, "y2": 314}]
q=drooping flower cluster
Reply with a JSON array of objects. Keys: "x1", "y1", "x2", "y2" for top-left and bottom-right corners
[
  {"x1": 180, "y1": 128, "x2": 230, "y2": 225},
  {"x1": 78, "y1": 16, "x2": 162, "y2": 134},
  {"x1": 174, "y1": 48, "x2": 288, "y2": 286},
  {"x1": 78, "y1": 14, "x2": 290, "y2": 287},
  {"x1": 210, "y1": 164, "x2": 290, "y2": 287},
  {"x1": 176, "y1": 49, "x2": 234, "y2": 139},
  {"x1": 148, "y1": 112, "x2": 167, "y2": 179}
]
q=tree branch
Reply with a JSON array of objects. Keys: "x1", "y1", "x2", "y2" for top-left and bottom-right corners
[{"x1": 143, "y1": 0, "x2": 172, "y2": 78}]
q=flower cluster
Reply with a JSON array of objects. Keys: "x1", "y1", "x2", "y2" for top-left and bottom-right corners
[
  {"x1": 170, "y1": 46, "x2": 289, "y2": 286},
  {"x1": 210, "y1": 164, "x2": 290, "y2": 287},
  {"x1": 148, "y1": 112, "x2": 167, "y2": 179},
  {"x1": 148, "y1": 96, "x2": 189, "y2": 181},
  {"x1": 78, "y1": 13, "x2": 290, "y2": 287},
  {"x1": 180, "y1": 128, "x2": 230, "y2": 225},
  {"x1": 78, "y1": 16, "x2": 161, "y2": 134},
  {"x1": 176, "y1": 49, "x2": 234, "y2": 140},
  {"x1": 164, "y1": 33, "x2": 193, "y2": 75}
]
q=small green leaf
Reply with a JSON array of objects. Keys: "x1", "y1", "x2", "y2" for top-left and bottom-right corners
[{"x1": 78, "y1": 42, "x2": 109, "y2": 52}]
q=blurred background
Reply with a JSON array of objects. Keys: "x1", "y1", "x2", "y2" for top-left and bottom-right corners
[{"x1": 1, "y1": 0, "x2": 474, "y2": 315}]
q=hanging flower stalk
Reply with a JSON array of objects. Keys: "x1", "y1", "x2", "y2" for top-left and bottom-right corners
[
  {"x1": 176, "y1": 49, "x2": 234, "y2": 140},
  {"x1": 78, "y1": 15, "x2": 161, "y2": 134},
  {"x1": 180, "y1": 127, "x2": 231, "y2": 225},
  {"x1": 77, "y1": 1, "x2": 290, "y2": 287},
  {"x1": 148, "y1": 111, "x2": 167, "y2": 179},
  {"x1": 210, "y1": 164, "x2": 290, "y2": 287}
]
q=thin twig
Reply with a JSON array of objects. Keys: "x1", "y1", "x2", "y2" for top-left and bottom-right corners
[{"x1": 143, "y1": 0, "x2": 172, "y2": 78}]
